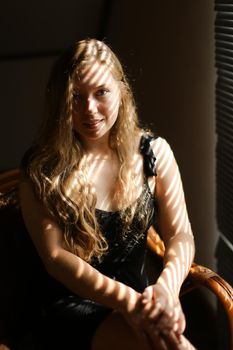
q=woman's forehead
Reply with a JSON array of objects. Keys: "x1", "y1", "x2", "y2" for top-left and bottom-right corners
[{"x1": 73, "y1": 62, "x2": 115, "y2": 89}]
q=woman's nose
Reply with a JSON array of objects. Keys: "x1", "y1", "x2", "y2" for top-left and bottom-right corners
[{"x1": 85, "y1": 97, "x2": 98, "y2": 114}]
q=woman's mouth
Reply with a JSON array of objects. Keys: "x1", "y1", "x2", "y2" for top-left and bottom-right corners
[{"x1": 83, "y1": 119, "x2": 103, "y2": 129}]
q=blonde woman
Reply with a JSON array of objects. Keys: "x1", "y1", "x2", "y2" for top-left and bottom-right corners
[{"x1": 19, "y1": 38, "x2": 196, "y2": 350}]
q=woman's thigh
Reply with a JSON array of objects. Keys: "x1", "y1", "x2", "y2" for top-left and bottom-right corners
[
  {"x1": 91, "y1": 312, "x2": 197, "y2": 350},
  {"x1": 91, "y1": 311, "x2": 152, "y2": 350}
]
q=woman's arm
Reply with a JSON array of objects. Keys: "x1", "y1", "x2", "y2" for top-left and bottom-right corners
[
  {"x1": 19, "y1": 180, "x2": 139, "y2": 314},
  {"x1": 141, "y1": 137, "x2": 195, "y2": 336},
  {"x1": 154, "y1": 137, "x2": 195, "y2": 295}
]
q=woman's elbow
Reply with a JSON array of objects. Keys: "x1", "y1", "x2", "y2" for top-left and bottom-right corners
[{"x1": 41, "y1": 248, "x2": 61, "y2": 276}]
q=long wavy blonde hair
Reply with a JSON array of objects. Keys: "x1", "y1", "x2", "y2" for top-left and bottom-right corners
[{"x1": 25, "y1": 38, "x2": 144, "y2": 263}]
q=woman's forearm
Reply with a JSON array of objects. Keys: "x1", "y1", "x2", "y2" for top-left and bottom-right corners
[
  {"x1": 156, "y1": 232, "x2": 195, "y2": 296},
  {"x1": 46, "y1": 247, "x2": 140, "y2": 312}
]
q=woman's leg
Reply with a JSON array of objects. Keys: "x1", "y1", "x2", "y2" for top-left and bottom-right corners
[
  {"x1": 91, "y1": 311, "x2": 197, "y2": 350},
  {"x1": 91, "y1": 311, "x2": 152, "y2": 350}
]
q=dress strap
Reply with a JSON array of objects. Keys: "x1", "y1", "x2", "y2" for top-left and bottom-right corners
[{"x1": 139, "y1": 134, "x2": 157, "y2": 177}]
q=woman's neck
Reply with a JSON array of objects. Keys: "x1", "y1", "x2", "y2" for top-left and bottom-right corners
[{"x1": 80, "y1": 135, "x2": 114, "y2": 160}]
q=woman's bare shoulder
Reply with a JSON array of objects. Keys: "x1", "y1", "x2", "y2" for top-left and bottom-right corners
[
  {"x1": 150, "y1": 136, "x2": 172, "y2": 157},
  {"x1": 19, "y1": 180, "x2": 64, "y2": 256}
]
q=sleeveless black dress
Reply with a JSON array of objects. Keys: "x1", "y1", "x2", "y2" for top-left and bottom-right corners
[{"x1": 20, "y1": 134, "x2": 158, "y2": 350}]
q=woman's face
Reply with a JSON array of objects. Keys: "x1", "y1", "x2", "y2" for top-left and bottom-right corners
[{"x1": 71, "y1": 61, "x2": 121, "y2": 144}]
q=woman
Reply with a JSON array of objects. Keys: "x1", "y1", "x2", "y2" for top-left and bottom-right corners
[{"x1": 19, "y1": 38, "x2": 196, "y2": 349}]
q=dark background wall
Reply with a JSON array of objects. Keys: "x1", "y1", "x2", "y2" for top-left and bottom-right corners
[{"x1": 0, "y1": 1, "x2": 217, "y2": 270}]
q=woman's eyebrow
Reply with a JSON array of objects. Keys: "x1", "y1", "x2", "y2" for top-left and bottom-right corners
[
  {"x1": 95, "y1": 84, "x2": 108, "y2": 89},
  {"x1": 73, "y1": 84, "x2": 108, "y2": 92}
]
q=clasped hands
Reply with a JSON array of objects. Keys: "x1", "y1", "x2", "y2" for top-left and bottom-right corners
[{"x1": 123, "y1": 283, "x2": 186, "y2": 350}]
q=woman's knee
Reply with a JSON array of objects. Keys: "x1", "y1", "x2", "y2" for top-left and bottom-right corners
[{"x1": 91, "y1": 311, "x2": 151, "y2": 350}]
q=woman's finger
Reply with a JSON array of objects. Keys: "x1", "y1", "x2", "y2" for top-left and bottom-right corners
[
  {"x1": 141, "y1": 287, "x2": 154, "y2": 304},
  {"x1": 146, "y1": 326, "x2": 168, "y2": 350},
  {"x1": 146, "y1": 300, "x2": 164, "y2": 321},
  {"x1": 161, "y1": 330, "x2": 183, "y2": 350},
  {"x1": 176, "y1": 311, "x2": 186, "y2": 334}
]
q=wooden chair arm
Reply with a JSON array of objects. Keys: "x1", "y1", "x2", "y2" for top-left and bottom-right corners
[
  {"x1": 147, "y1": 226, "x2": 233, "y2": 349},
  {"x1": 188, "y1": 263, "x2": 233, "y2": 348},
  {"x1": 0, "y1": 169, "x2": 20, "y2": 208},
  {"x1": 0, "y1": 169, "x2": 20, "y2": 193},
  {"x1": 147, "y1": 226, "x2": 165, "y2": 259},
  {"x1": 0, "y1": 345, "x2": 11, "y2": 350}
]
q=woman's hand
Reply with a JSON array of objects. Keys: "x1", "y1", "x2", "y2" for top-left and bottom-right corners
[
  {"x1": 119, "y1": 288, "x2": 185, "y2": 350},
  {"x1": 141, "y1": 283, "x2": 186, "y2": 335},
  {"x1": 119, "y1": 292, "x2": 144, "y2": 331}
]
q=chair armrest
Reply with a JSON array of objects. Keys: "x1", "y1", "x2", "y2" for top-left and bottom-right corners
[
  {"x1": 147, "y1": 226, "x2": 165, "y2": 258},
  {"x1": 0, "y1": 169, "x2": 20, "y2": 209},
  {"x1": 188, "y1": 263, "x2": 233, "y2": 349},
  {"x1": 0, "y1": 169, "x2": 20, "y2": 193},
  {"x1": 147, "y1": 226, "x2": 233, "y2": 349},
  {"x1": 0, "y1": 344, "x2": 11, "y2": 350}
]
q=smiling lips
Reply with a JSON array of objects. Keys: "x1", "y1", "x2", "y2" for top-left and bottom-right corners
[{"x1": 83, "y1": 119, "x2": 103, "y2": 129}]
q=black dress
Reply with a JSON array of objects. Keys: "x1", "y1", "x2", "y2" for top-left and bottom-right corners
[{"x1": 20, "y1": 134, "x2": 158, "y2": 350}]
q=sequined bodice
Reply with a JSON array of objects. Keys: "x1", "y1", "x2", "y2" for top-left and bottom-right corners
[{"x1": 90, "y1": 134, "x2": 158, "y2": 291}]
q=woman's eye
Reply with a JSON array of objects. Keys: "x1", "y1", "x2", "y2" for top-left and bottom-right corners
[{"x1": 96, "y1": 89, "x2": 109, "y2": 97}]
